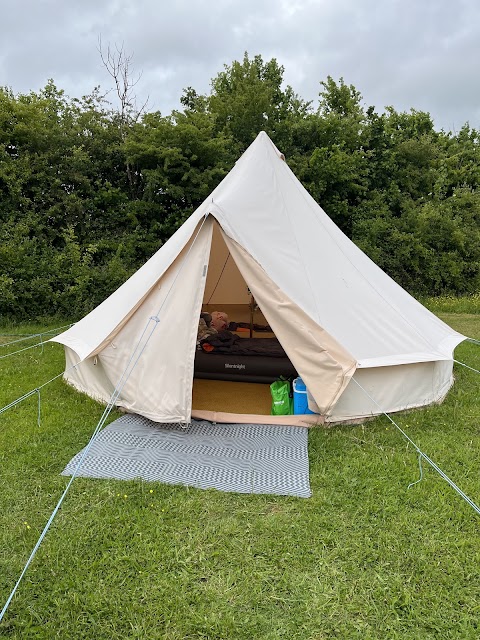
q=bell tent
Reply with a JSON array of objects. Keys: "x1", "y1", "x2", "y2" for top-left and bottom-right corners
[{"x1": 52, "y1": 132, "x2": 465, "y2": 425}]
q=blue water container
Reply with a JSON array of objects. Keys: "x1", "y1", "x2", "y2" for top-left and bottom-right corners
[{"x1": 293, "y1": 377, "x2": 315, "y2": 414}]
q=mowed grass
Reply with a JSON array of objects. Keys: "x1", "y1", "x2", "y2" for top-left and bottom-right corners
[{"x1": 0, "y1": 315, "x2": 479, "y2": 639}]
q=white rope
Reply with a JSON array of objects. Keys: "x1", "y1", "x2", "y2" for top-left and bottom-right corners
[
  {"x1": 0, "y1": 340, "x2": 53, "y2": 361},
  {"x1": 408, "y1": 453, "x2": 424, "y2": 490},
  {"x1": 454, "y1": 359, "x2": 480, "y2": 375},
  {"x1": 0, "y1": 213, "x2": 210, "y2": 622},
  {"x1": 350, "y1": 377, "x2": 480, "y2": 516},
  {"x1": 0, "y1": 361, "x2": 81, "y2": 418},
  {"x1": 0, "y1": 341, "x2": 47, "y2": 360},
  {"x1": 0, "y1": 325, "x2": 73, "y2": 348}
]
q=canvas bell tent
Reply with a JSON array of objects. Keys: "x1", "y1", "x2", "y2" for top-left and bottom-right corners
[{"x1": 52, "y1": 132, "x2": 466, "y2": 425}]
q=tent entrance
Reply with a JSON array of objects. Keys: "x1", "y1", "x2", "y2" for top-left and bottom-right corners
[{"x1": 190, "y1": 220, "x2": 323, "y2": 426}]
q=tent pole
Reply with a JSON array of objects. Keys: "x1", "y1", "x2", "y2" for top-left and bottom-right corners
[{"x1": 249, "y1": 293, "x2": 255, "y2": 338}]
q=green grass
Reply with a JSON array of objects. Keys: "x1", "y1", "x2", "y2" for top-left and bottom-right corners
[
  {"x1": 421, "y1": 293, "x2": 480, "y2": 314},
  {"x1": 0, "y1": 313, "x2": 479, "y2": 639}
]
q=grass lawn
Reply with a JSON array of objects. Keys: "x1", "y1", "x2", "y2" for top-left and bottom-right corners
[{"x1": 0, "y1": 313, "x2": 479, "y2": 639}]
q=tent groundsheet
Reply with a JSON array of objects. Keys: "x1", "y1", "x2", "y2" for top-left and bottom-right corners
[{"x1": 62, "y1": 414, "x2": 312, "y2": 498}]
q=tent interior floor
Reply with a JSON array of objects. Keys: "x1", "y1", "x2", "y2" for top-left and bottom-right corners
[{"x1": 192, "y1": 379, "x2": 272, "y2": 415}]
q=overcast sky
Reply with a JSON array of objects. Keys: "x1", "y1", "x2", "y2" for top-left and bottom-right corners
[{"x1": 1, "y1": 0, "x2": 479, "y2": 132}]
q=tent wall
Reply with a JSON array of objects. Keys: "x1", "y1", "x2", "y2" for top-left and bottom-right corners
[
  {"x1": 64, "y1": 219, "x2": 214, "y2": 423},
  {"x1": 221, "y1": 230, "x2": 357, "y2": 415},
  {"x1": 64, "y1": 345, "x2": 114, "y2": 405},
  {"x1": 203, "y1": 222, "x2": 251, "y2": 305},
  {"x1": 328, "y1": 360, "x2": 454, "y2": 421}
]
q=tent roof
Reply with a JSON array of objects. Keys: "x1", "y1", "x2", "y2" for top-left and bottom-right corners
[{"x1": 53, "y1": 131, "x2": 465, "y2": 365}]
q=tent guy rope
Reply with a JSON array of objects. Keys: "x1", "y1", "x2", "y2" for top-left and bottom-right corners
[
  {"x1": 0, "y1": 363, "x2": 78, "y2": 419},
  {"x1": 454, "y1": 359, "x2": 480, "y2": 375},
  {"x1": 351, "y1": 377, "x2": 480, "y2": 516},
  {"x1": 0, "y1": 325, "x2": 75, "y2": 361},
  {"x1": 0, "y1": 325, "x2": 73, "y2": 348},
  {"x1": 0, "y1": 340, "x2": 55, "y2": 361},
  {"x1": 0, "y1": 213, "x2": 209, "y2": 623}
]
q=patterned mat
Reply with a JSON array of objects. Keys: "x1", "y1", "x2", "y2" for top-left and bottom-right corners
[{"x1": 62, "y1": 414, "x2": 311, "y2": 498}]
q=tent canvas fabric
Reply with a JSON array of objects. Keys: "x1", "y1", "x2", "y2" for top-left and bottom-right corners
[{"x1": 52, "y1": 132, "x2": 466, "y2": 424}]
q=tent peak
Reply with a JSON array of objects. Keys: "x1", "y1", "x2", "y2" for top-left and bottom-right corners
[{"x1": 245, "y1": 131, "x2": 286, "y2": 162}]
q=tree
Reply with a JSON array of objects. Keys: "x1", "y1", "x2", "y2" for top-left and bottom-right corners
[
  {"x1": 98, "y1": 38, "x2": 148, "y2": 197},
  {"x1": 287, "y1": 77, "x2": 369, "y2": 236},
  {"x1": 204, "y1": 53, "x2": 309, "y2": 152},
  {"x1": 1, "y1": 56, "x2": 479, "y2": 320}
]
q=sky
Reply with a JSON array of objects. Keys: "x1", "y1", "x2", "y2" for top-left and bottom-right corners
[{"x1": 1, "y1": 0, "x2": 479, "y2": 132}]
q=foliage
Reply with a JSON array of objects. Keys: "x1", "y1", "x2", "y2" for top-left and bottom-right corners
[{"x1": 1, "y1": 57, "x2": 480, "y2": 320}]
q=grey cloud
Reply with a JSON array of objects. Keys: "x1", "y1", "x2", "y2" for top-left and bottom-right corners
[{"x1": 1, "y1": 0, "x2": 480, "y2": 130}]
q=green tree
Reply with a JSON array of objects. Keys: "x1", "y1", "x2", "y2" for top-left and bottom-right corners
[
  {"x1": 287, "y1": 77, "x2": 369, "y2": 236},
  {"x1": 205, "y1": 53, "x2": 309, "y2": 152},
  {"x1": 1, "y1": 59, "x2": 479, "y2": 320}
]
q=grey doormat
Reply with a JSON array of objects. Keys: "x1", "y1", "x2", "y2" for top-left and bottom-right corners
[{"x1": 62, "y1": 414, "x2": 311, "y2": 498}]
